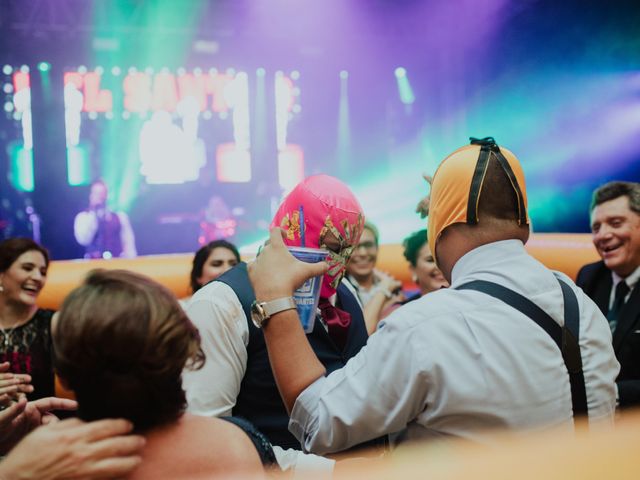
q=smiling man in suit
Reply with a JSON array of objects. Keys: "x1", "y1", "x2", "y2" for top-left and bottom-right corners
[{"x1": 577, "y1": 181, "x2": 640, "y2": 408}]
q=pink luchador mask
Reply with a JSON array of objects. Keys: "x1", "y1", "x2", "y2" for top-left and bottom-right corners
[{"x1": 270, "y1": 175, "x2": 365, "y2": 298}]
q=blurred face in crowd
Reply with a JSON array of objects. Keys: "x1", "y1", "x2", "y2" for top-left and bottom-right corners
[
  {"x1": 0, "y1": 250, "x2": 48, "y2": 307},
  {"x1": 196, "y1": 246, "x2": 239, "y2": 287},
  {"x1": 591, "y1": 195, "x2": 640, "y2": 277},
  {"x1": 412, "y1": 243, "x2": 448, "y2": 295},
  {"x1": 347, "y1": 227, "x2": 377, "y2": 281},
  {"x1": 89, "y1": 182, "x2": 108, "y2": 209}
]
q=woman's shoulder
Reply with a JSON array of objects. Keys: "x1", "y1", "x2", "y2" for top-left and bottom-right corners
[
  {"x1": 19, "y1": 309, "x2": 55, "y2": 330},
  {"x1": 169, "y1": 415, "x2": 263, "y2": 466},
  {"x1": 34, "y1": 309, "x2": 55, "y2": 321},
  {"x1": 183, "y1": 414, "x2": 264, "y2": 460},
  {"x1": 133, "y1": 415, "x2": 262, "y2": 479}
]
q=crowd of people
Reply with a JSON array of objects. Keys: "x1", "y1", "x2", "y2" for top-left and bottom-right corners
[{"x1": 0, "y1": 137, "x2": 638, "y2": 478}]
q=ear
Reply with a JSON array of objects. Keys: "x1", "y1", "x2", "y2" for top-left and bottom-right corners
[{"x1": 409, "y1": 266, "x2": 418, "y2": 284}]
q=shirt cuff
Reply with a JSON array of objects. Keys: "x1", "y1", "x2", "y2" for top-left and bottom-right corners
[
  {"x1": 272, "y1": 446, "x2": 335, "y2": 478},
  {"x1": 289, "y1": 376, "x2": 327, "y2": 452}
]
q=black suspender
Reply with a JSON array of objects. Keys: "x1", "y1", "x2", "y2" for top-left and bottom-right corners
[{"x1": 456, "y1": 277, "x2": 588, "y2": 417}]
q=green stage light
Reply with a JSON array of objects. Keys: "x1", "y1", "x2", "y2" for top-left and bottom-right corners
[{"x1": 37, "y1": 62, "x2": 51, "y2": 72}]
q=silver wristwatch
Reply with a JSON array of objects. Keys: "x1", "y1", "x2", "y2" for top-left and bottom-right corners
[{"x1": 250, "y1": 297, "x2": 297, "y2": 328}]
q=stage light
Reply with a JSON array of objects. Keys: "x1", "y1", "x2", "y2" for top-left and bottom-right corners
[
  {"x1": 177, "y1": 67, "x2": 186, "y2": 76},
  {"x1": 78, "y1": 65, "x2": 87, "y2": 74},
  {"x1": 3, "y1": 84, "x2": 13, "y2": 93},
  {"x1": 193, "y1": 40, "x2": 219, "y2": 54},
  {"x1": 88, "y1": 111, "x2": 98, "y2": 120},
  {"x1": 95, "y1": 66, "x2": 104, "y2": 75},
  {"x1": 256, "y1": 67, "x2": 266, "y2": 77},
  {"x1": 291, "y1": 70, "x2": 300, "y2": 80},
  {"x1": 105, "y1": 111, "x2": 113, "y2": 120},
  {"x1": 193, "y1": 67, "x2": 202, "y2": 76},
  {"x1": 122, "y1": 111, "x2": 130, "y2": 119},
  {"x1": 37, "y1": 62, "x2": 51, "y2": 72},
  {"x1": 146, "y1": 67, "x2": 155, "y2": 75},
  {"x1": 3, "y1": 65, "x2": 12, "y2": 75},
  {"x1": 395, "y1": 67, "x2": 415, "y2": 105},
  {"x1": 226, "y1": 68, "x2": 236, "y2": 76},
  {"x1": 4, "y1": 101, "x2": 13, "y2": 112},
  {"x1": 203, "y1": 111, "x2": 212, "y2": 119},
  {"x1": 292, "y1": 104, "x2": 302, "y2": 114},
  {"x1": 20, "y1": 65, "x2": 29, "y2": 73},
  {"x1": 208, "y1": 67, "x2": 218, "y2": 75},
  {"x1": 338, "y1": 67, "x2": 351, "y2": 176},
  {"x1": 128, "y1": 67, "x2": 137, "y2": 75},
  {"x1": 111, "y1": 66, "x2": 121, "y2": 76}
]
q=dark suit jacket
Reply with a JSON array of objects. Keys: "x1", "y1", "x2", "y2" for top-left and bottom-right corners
[{"x1": 576, "y1": 260, "x2": 640, "y2": 407}]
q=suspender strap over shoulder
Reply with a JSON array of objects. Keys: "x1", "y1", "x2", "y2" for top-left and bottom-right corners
[{"x1": 456, "y1": 278, "x2": 588, "y2": 417}]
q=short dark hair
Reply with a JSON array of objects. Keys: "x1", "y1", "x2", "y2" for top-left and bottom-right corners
[
  {"x1": 403, "y1": 229, "x2": 428, "y2": 267},
  {"x1": 0, "y1": 238, "x2": 50, "y2": 273},
  {"x1": 190, "y1": 240, "x2": 241, "y2": 293},
  {"x1": 54, "y1": 269, "x2": 204, "y2": 432},
  {"x1": 590, "y1": 181, "x2": 640, "y2": 215},
  {"x1": 477, "y1": 155, "x2": 521, "y2": 222}
]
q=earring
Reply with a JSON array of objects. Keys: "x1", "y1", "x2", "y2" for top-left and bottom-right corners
[
  {"x1": 0, "y1": 285, "x2": 3, "y2": 293},
  {"x1": 411, "y1": 274, "x2": 418, "y2": 283}
]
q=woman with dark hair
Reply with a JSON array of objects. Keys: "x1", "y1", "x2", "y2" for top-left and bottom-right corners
[
  {"x1": 401, "y1": 228, "x2": 449, "y2": 303},
  {"x1": 181, "y1": 240, "x2": 241, "y2": 308},
  {"x1": 0, "y1": 238, "x2": 53, "y2": 400},
  {"x1": 54, "y1": 269, "x2": 269, "y2": 478},
  {"x1": 190, "y1": 239, "x2": 241, "y2": 293}
]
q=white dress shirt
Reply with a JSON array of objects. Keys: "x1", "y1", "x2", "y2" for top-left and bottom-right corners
[
  {"x1": 289, "y1": 240, "x2": 619, "y2": 455},
  {"x1": 609, "y1": 265, "x2": 640, "y2": 309},
  {"x1": 182, "y1": 276, "x2": 338, "y2": 474}
]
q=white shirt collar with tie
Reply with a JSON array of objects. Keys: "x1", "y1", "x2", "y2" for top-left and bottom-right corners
[{"x1": 610, "y1": 264, "x2": 640, "y2": 309}]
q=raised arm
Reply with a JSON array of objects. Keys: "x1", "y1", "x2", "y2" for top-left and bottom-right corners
[{"x1": 247, "y1": 228, "x2": 328, "y2": 413}]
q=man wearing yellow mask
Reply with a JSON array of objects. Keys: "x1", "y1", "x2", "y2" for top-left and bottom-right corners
[{"x1": 249, "y1": 138, "x2": 619, "y2": 455}]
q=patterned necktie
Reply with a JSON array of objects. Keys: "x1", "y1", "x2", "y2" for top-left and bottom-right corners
[
  {"x1": 317, "y1": 298, "x2": 352, "y2": 350},
  {"x1": 607, "y1": 281, "x2": 630, "y2": 333}
]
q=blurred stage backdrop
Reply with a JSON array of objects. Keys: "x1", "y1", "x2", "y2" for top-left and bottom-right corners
[{"x1": 1, "y1": 0, "x2": 639, "y2": 259}]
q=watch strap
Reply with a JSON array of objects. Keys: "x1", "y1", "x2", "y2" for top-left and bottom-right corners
[{"x1": 262, "y1": 297, "x2": 297, "y2": 317}]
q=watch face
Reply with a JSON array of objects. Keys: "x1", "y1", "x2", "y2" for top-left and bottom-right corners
[{"x1": 250, "y1": 301, "x2": 266, "y2": 328}]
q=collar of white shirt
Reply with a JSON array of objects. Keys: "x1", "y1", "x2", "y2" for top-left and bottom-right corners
[{"x1": 450, "y1": 239, "x2": 526, "y2": 285}]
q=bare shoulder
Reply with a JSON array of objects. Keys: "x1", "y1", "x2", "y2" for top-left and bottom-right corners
[
  {"x1": 137, "y1": 414, "x2": 263, "y2": 479},
  {"x1": 182, "y1": 414, "x2": 263, "y2": 470}
]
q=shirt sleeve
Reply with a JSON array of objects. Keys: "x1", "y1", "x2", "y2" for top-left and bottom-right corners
[
  {"x1": 288, "y1": 311, "x2": 433, "y2": 455},
  {"x1": 73, "y1": 210, "x2": 98, "y2": 246},
  {"x1": 117, "y1": 212, "x2": 137, "y2": 258},
  {"x1": 182, "y1": 283, "x2": 249, "y2": 418}
]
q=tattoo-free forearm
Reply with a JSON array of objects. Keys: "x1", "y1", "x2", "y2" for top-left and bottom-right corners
[{"x1": 262, "y1": 310, "x2": 326, "y2": 413}]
